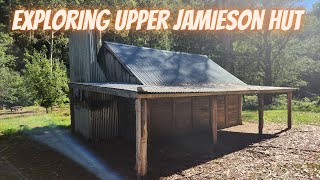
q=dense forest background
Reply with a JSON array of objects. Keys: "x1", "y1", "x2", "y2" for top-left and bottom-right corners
[{"x1": 0, "y1": 0, "x2": 319, "y2": 109}]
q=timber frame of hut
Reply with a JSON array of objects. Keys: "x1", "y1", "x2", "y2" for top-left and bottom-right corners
[{"x1": 68, "y1": 31, "x2": 295, "y2": 177}]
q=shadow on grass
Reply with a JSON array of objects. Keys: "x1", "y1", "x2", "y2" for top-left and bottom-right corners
[
  {"x1": 0, "y1": 125, "x2": 287, "y2": 179},
  {"x1": 0, "y1": 124, "x2": 70, "y2": 140}
]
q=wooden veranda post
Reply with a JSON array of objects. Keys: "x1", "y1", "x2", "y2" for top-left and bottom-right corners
[
  {"x1": 210, "y1": 96, "x2": 218, "y2": 144},
  {"x1": 287, "y1": 92, "x2": 292, "y2": 129},
  {"x1": 258, "y1": 94, "x2": 264, "y2": 136},
  {"x1": 136, "y1": 99, "x2": 148, "y2": 177}
]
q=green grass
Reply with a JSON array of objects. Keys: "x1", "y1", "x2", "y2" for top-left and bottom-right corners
[
  {"x1": 0, "y1": 107, "x2": 70, "y2": 136},
  {"x1": 243, "y1": 109, "x2": 320, "y2": 125}
]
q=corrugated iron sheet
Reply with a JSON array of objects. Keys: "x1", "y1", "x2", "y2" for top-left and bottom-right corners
[
  {"x1": 99, "y1": 42, "x2": 246, "y2": 86},
  {"x1": 72, "y1": 88, "x2": 120, "y2": 140},
  {"x1": 69, "y1": 31, "x2": 106, "y2": 83}
]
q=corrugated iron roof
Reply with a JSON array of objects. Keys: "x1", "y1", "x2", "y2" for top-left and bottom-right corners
[
  {"x1": 100, "y1": 42, "x2": 246, "y2": 86},
  {"x1": 74, "y1": 83, "x2": 294, "y2": 93}
]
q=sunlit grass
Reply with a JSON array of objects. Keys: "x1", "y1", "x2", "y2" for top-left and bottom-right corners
[
  {"x1": 0, "y1": 107, "x2": 70, "y2": 136},
  {"x1": 243, "y1": 109, "x2": 320, "y2": 125}
]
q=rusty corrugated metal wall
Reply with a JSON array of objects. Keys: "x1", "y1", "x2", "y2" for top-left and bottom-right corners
[
  {"x1": 89, "y1": 91, "x2": 119, "y2": 140},
  {"x1": 71, "y1": 88, "x2": 122, "y2": 140}
]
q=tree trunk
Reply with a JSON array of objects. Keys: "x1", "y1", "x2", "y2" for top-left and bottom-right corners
[
  {"x1": 215, "y1": 0, "x2": 235, "y2": 73},
  {"x1": 8, "y1": 0, "x2": 12, "y2": 31},
  {"x1": 50, "y1": 31, "x2": 54, "y2": 71},
  {"x1": 96, "y1": 31, "x2": 102, "y2": 50},
  {"x1": 223, "y1": 33, "x2": 235, "y2": 73}
]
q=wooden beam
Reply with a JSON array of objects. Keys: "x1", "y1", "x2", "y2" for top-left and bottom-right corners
[
  {"x1": 258, "y1": 94, "x2": 264, "y2": 136},
  {"x1": 135, "y1": 99, "x2": 148, "y2": 177},
  {"x1": 287, "y1": 92, "x2": 292, "y2": 129},
  {"x1": 210, "y1": 96, "x2": 218, "y2": 145}
]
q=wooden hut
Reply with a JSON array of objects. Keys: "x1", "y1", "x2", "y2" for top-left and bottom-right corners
[{"x1": 68, "y1": 31, "x2": 295, "y2": 177}]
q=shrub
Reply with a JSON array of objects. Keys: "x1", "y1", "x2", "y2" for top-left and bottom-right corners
[{"x1": 24, "y1": 51, "x2": 68, "y2": 113}]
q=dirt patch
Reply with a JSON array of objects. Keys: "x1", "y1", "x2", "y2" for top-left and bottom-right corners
[
  {"x1": 0, "y1": 135, "x2": 97, "y2": 179},
  {"x1": 0, "y1": 122, "x2": 319, "y2": 179}
]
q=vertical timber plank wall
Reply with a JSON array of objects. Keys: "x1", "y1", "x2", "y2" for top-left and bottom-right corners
[
  {"x1": 226, "y1": 95, "x2": 242, "y2": 127},
  {"x1": 174, "y1": 97, "x2": 192, "y2": 130},
  {"x1": 98, "y1": 49, "x2": 141, "y2": 84},
  {"x1": 149, "y1": 98, "x2": 173, "y2": 137},
  {"x1": 149, "y1": 95, "x2": 243, "y2": 138},
  {"x1": 192, "y1": 96, "x2": 210, "y2": 129}
]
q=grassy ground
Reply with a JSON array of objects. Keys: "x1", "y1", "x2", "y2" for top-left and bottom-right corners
[
  {"x1": 0, "y1": 106, "x2": 70, "y2": 136},
  {"x1": 242, "y1": 110, "x2": 320, "y2": 125},
  {"x1": 242, "y1": 95, "x2": 320, "y2": 125}
]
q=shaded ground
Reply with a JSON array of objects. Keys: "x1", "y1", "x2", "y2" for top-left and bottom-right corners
[
  {"x1": 158, "y1": 123, "x2": 320, "y2": 179},
  {"x1": 0, "y1": 122, "x2": 319, "y2": 179}
]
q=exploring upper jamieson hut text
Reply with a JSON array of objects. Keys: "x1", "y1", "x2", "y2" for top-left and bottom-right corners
[{"x1": 12, "y1": 9, "x2": 305, "y2": 31}]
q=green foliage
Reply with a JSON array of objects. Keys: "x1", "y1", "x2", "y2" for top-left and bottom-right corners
[
  {"x1": 243, "y1": 95, "x2": 320, "y2": 112},
  {"x1": 0, "y1": 25, "x2": 32, "y2": 106},
  {"x1": 24, "y1": 51, "x2": 68, "y2": 112},
  {"x1": 0, "y1": 67, "x2": 33, "y2": 106},
  {"x1": 0, "y1": 26, "x2": 15, "y2": 67}
]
